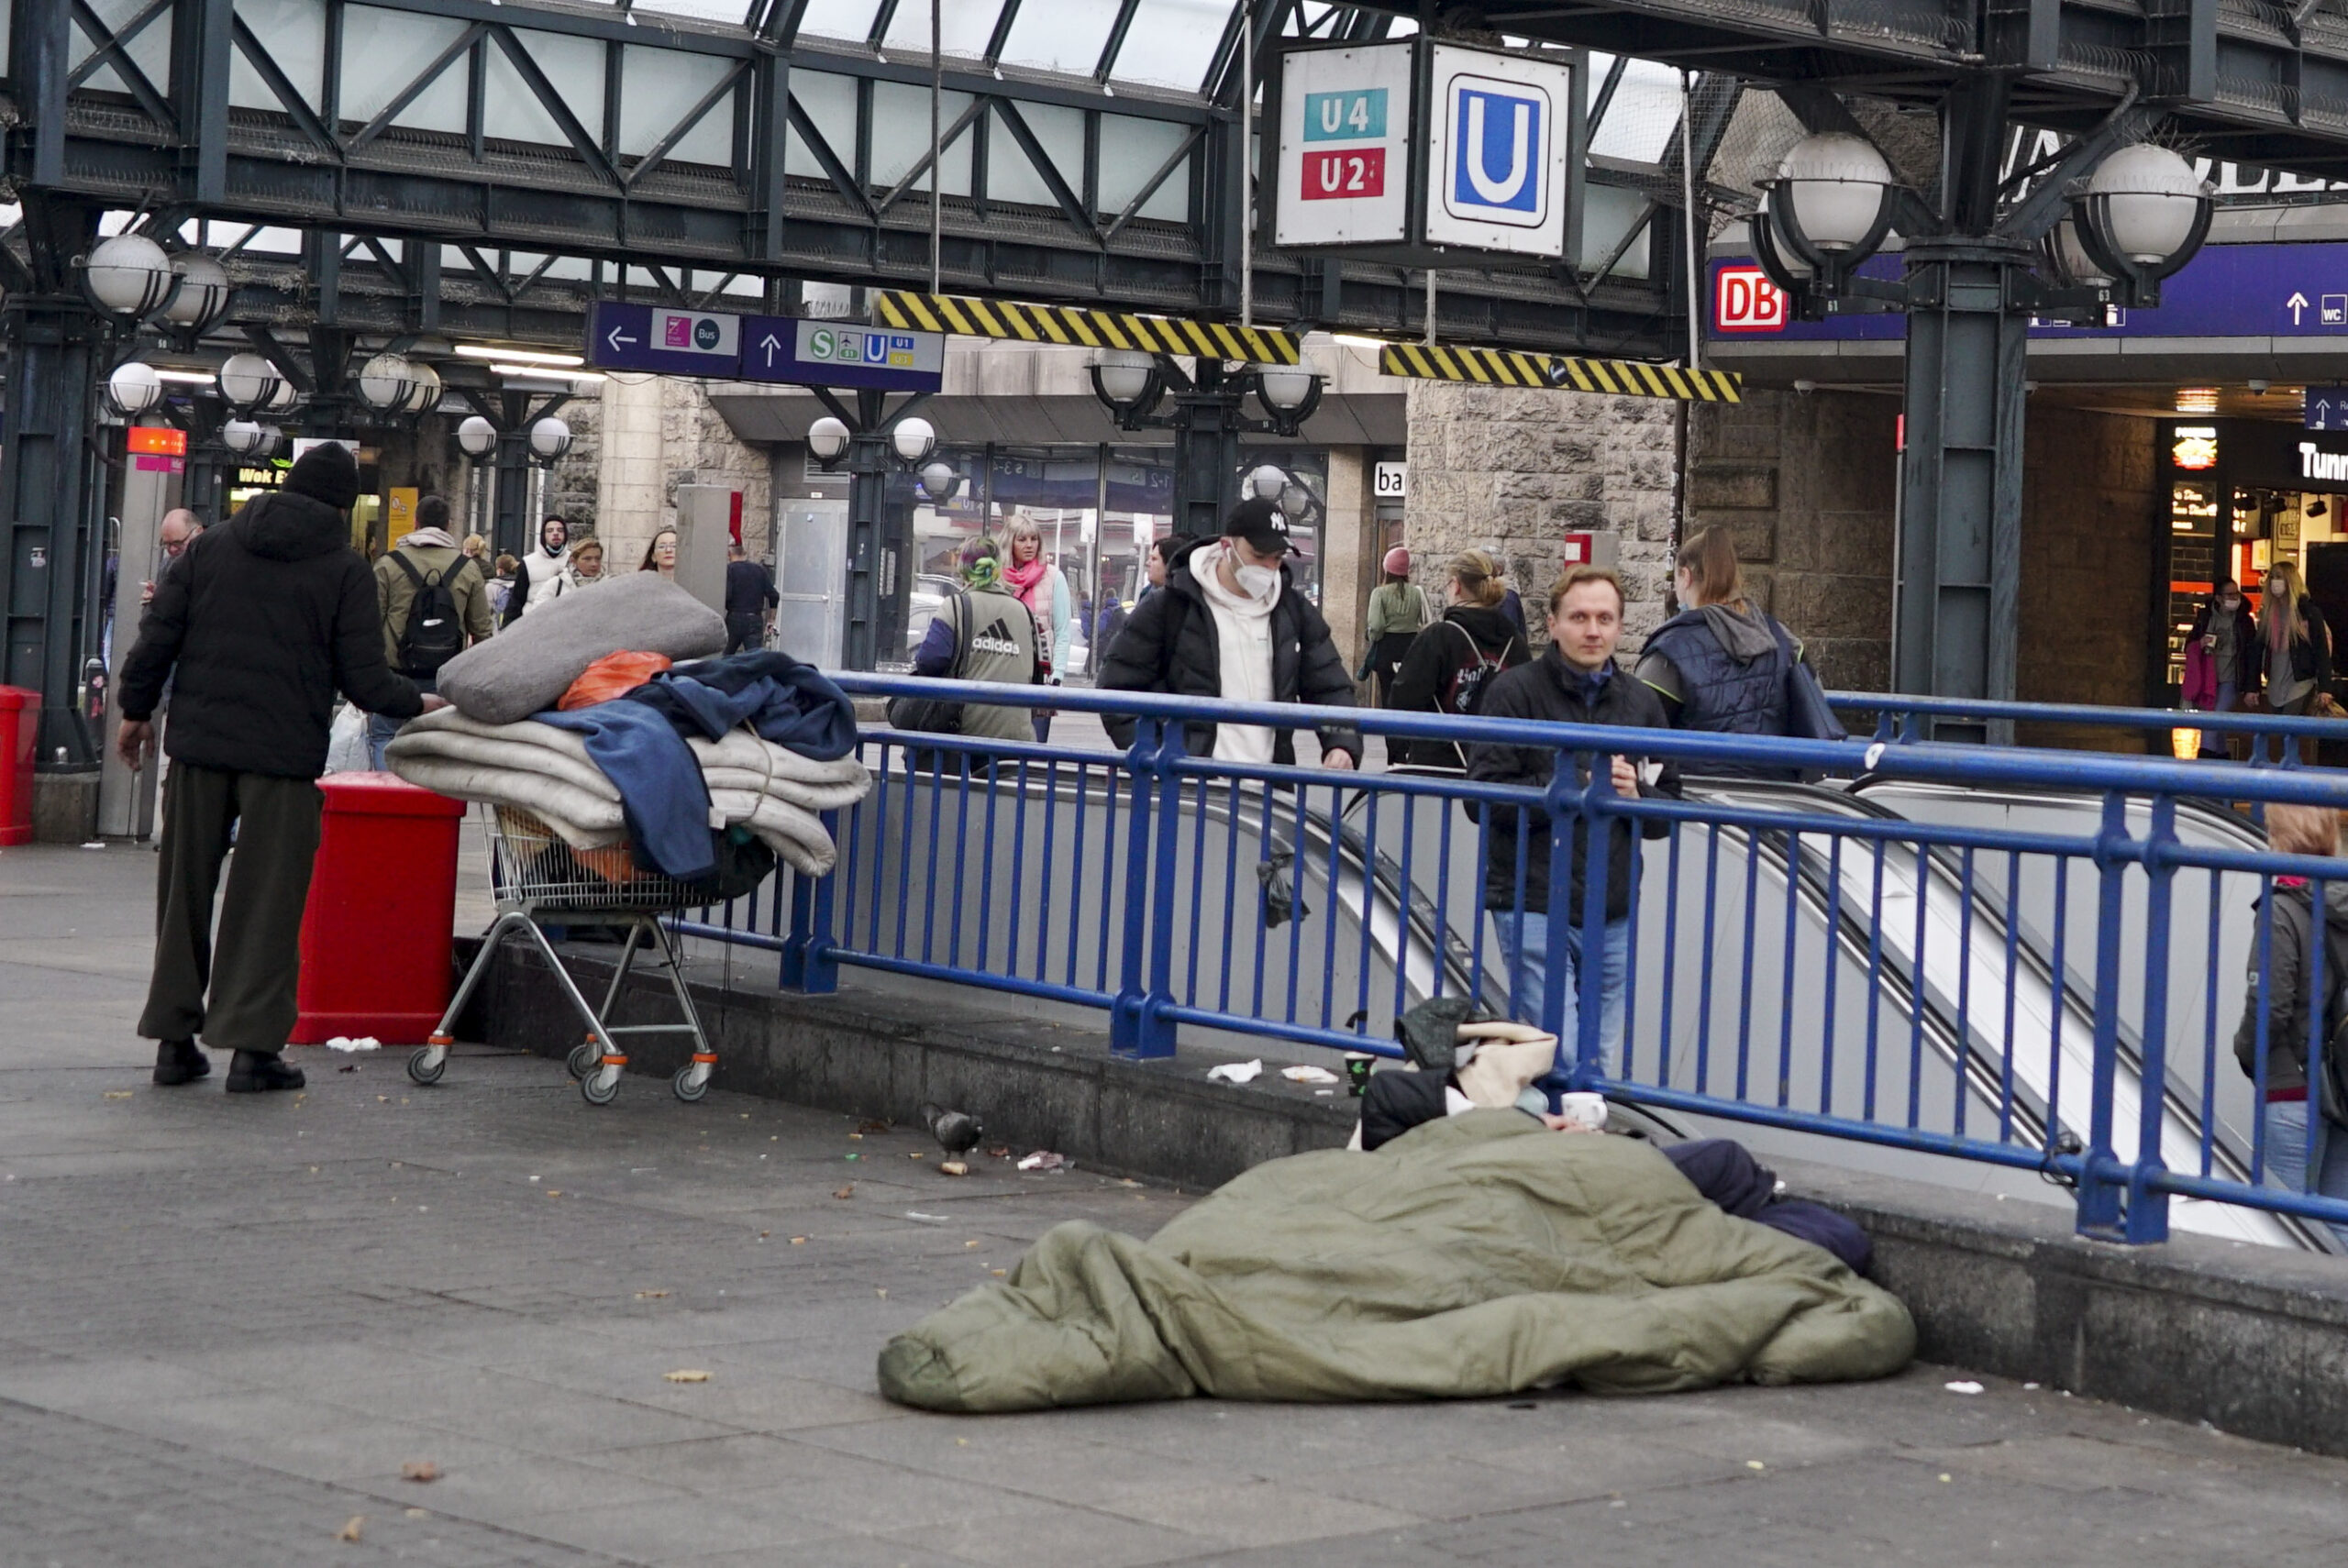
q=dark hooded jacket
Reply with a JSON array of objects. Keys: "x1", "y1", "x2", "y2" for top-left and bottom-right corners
[
  {"x1": 2235, "y1": 877, "x2": 2348, "y2": 1121},
  {"x1": 1097, "y1": 544, "x2": 1361, "y2": 764},
  {"x1": 1636, "y1": 601, "x2": 1803, "y2": 780},
  {"x1": 118, "y1": 490, "x2": 424, "y2": 778},
  {"x1": 1465, "y1": 644, "x2": 1680, "y2": 920},
  {"x1": 1387, "y1": 603, "x2": 1532, "y2": 769}
]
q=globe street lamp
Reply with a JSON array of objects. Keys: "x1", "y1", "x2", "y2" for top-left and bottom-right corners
[
  {"x1": 401, "y1": 361, "x2": 443, "y2": 415},
  {"x1": 1751, "y1": 133, "x2": 1897, "y2": 303},
  {"x1": 890, "y1": 416, "x2": 936, "y2": 465},
  {"x1": 1087, "y1": 350, "x2": 1324, "y2": 532},
  {"x1": 221, "y1": 420, "x2": 277, "y2": 458},
  {"x1": 81, "y1": 234, "x2": 179, "y2": 323},
  {"x1": 2068, "y1": 143, "x2": 2213, "y2": 302},
  {"x1": 357, "y1": 351, "x2": 421, "y2": 413},
  {"x1": 457, "y1": 415, "x2": 498, "y2": 459},
  {"x1": 916, "y1": 458, "x2": 963, "y2": 503},
  {"x1": 806, "y1": 415, "x2": 850, "y2": 466},
  {"x1": 216, "y1": 351, "x2": 283, "y2": 414},
  {"x1": 161, "y1": 254, "x2": 232, "y2": 336},
  {"x1": 104, "y1": 362, "x2": 164, "y2": 418}
]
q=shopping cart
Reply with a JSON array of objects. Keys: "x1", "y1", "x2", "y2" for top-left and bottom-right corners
[{"x1": 409, "y1": 807, "x2": 717, "y2": 1106}]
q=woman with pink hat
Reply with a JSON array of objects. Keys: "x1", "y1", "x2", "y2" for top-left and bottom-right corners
[{"x1": 1359, "y1": 545, "x2": 1435, "y2": 710}]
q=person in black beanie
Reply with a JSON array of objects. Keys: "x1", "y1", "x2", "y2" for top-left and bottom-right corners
[{"x1": 117, "y1": 440, "x2": 440, "y2": 1092}]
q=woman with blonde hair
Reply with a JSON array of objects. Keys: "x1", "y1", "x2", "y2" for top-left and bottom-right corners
[
  {"x1": 1634, "y1": 525, "x2": 1818, "y2": 779},
  {"x1": 1001, "y1": 514, "x2": 1070, "y2": 738},
  {"x1": 1387, "y1": 548, "x2": 1531, "y2": 769},
  {"x1": 2257, "y1": 559, "x2": 2331, "y2": 718}
]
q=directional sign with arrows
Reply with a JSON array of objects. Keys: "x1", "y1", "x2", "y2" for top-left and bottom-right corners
[
  {"x1": 586, "y1": 301, "x2": 745, "y2": 375},
  {"x1": 2309, "y1": 387, "x2": 2348, "y2": 432},
  {"x1": 738, "y1": 317, "x2": 945, "y2": 392}
]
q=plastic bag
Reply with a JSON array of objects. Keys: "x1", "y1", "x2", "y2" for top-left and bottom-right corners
[
  {"x1": 558, "y1": 649, "x2": 674, "y2": 711},
  {"x1": 325, "y1": 701, "x2": 371, "y2": 774}
]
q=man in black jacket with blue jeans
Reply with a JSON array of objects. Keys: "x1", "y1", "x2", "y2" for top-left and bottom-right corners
[
  {"x1": 1467, "y1": 565, "x2": 1679, "y2": 1083},
  {"x1": 117, "y1": 442, "x2": 437, "y2": 1092}
]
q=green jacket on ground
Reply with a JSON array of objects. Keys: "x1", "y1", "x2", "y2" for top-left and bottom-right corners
[{"x1": 879, "y1": 1110, "x2": 1915, "y2": 1411}]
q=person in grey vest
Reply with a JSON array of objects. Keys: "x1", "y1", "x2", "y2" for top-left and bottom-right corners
[
  {"x1": 1634, "y1": 525, "x2": 1811, "y2": 781},
  {"x1": 909, "y1": 536, "x2": 1047, "y2": 749}
]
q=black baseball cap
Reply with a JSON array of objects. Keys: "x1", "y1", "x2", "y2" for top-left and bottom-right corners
[{"x1": 1222, "y1": 497, "x2": 1292, "y2": 555}]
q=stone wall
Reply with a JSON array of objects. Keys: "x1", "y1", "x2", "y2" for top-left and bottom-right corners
[
  {"x1": 1400, "y1": 381, "x2": 1679, "y2": 646},
  {"x1": 1684, "y1": 387, "x2": 1899, "y2": 691},
  {"x1": 591, "y1": 375, "x2": 772, "y2": 572},
  {"x1": 2015, "y1": 406, "x2": 2162, "y2": 752}
]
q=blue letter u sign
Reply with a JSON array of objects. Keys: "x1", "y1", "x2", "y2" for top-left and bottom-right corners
[{"x1": 1448, "y1": 83, "x2": 1545, "y2": 220}]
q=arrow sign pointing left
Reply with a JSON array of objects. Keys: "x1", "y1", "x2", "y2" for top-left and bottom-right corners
[{"x1": 607, "y1": 325, "x2": 637, "y2": 351}]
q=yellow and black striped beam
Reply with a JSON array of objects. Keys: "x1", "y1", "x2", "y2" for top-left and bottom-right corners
[
  {"x1": 1379, "y1": 343, "x2": 1740, "y2": 403},
  {"x1": 873, "y1": 291, "x2": 1301, "y2": 364}
]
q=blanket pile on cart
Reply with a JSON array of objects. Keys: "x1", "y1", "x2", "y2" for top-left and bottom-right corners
[
  {"x1": 877, "y1": 1111, "x2": 1914, "y2": 1412},
  {"x1": 384, "y1": 704, "x2": 870, "y2": 876}
]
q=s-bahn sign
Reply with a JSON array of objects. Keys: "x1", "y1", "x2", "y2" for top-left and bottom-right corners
[{"x1": 1264, "y1": 39, "x2": 1579, "y2": 267}]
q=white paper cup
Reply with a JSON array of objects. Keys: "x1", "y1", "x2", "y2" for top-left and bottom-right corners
[{"x1": 1557, "y1": 1091, "x2": 1608, "y2": 1132}]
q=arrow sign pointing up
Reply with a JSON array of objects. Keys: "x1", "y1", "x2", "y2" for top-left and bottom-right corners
[
  {"x1": 2289, "y1": 291, "x2": 2310, "y2": 325},
  {"x1": 759, "y1": 332, "x2": 782, "y2": 368}
]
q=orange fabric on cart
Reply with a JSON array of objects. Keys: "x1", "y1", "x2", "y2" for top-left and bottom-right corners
[{"x1": 557, "y1": 650, "x2": 673, "y2": 711}]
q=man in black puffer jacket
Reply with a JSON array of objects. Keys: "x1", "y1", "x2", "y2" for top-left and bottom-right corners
[
  {"x1": 116, "y1": 441, "x2": 435, "y2": 1093},
  {"x1": 1097, "y1": 500, "x2": 1360, "y2": 767}
]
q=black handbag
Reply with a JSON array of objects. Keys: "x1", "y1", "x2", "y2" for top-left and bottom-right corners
[
  {"x1": 1773, "y1": 622, "x2": 1848, "y2": 743},
  {"x1": 886, "y1": 589, "x2": 969, "y2": 734}
]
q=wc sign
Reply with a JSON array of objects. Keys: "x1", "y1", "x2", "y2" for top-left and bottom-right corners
[{"x1": 1713, "y1": 265, "x2": 1788, "y2": 333}]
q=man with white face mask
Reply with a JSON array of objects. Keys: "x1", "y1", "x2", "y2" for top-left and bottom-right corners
[{"x1": 1099, "y1": 499, "x2": 1359, "y2": 767}]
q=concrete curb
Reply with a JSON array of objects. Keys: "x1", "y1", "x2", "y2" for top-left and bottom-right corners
[{"x1": 477, "y1": 940, "x2": 2348, "y2": 1458}]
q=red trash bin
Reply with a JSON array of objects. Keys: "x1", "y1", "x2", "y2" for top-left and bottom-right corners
[
  {"x1": 0, "y1": 687, "x2": 37, "y2": 846},
  {"x1": 292, "y1": 771, "x2": 468, "y2": 1045}
]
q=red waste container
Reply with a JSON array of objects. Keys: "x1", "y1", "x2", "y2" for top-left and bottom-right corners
[
  {"x1": 292, "y1": 771, "x2": 468, "y2": 1045},
  {"x1": 0, "y1": 687, "x2": 37, "y2": 846}
]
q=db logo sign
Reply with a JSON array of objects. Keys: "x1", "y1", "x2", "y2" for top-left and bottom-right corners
[{"x1": 1714, "y1": 265, "x2": 1785, "y2": 332}]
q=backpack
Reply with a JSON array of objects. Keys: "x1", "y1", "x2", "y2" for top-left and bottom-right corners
[
  {"x1": 1438, "y1": 621, "x2": 1507, "y2": 717},
  {"x1": 393, "y1": 551, "x2": 471, "y2": 677}
]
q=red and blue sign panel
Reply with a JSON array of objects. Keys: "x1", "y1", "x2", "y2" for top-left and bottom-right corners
[{"x1": 1708, "y1": 242, "x2": 2348, "y2": 343}]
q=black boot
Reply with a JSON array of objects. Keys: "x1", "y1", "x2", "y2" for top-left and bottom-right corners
[
  {"x1": 226, "y1": 1051, "x2": 305, "y2": 1094},
  {"x1": 152, "y1": 1039, "x2": 209, "y2": 1086}
]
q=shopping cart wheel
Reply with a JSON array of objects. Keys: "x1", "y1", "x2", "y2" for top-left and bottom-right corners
[
  {"x1": 672, "y1": 1062, "x2": 712, "y2": 1102},
  {"x1": 581, "y1": 1063, "x2": 623, "y2": 1106},
  {"x1": 407, "y1": 1045, "x2": 447, "y2": 1086},
  {"x1": 566, "y1": 1041, "x2": 600, "y2": 1079}
]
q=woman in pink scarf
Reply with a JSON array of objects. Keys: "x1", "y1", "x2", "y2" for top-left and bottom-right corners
[{"x1": 1002, "y1": 517, "x2": 1071, "y2": 739}]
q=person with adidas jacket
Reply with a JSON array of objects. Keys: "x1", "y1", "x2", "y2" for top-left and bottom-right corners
[
  {"x1": 368, "y1": 494, "x2": 494, "y2": 767},
  {"x1": 1386, "y1": 548, "x2": 1531, "y2": 771},
  {"x1": 908, "y1": 536, "x2": 1047, "y2": 748}
]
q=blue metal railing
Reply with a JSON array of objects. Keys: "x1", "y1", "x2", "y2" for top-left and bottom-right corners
[
  {"x1": 665, "y1": 674, "x2": 2348, "y2": 1250},
  {"x1": 1831, "y1": 689, "x2": 2342, "y2": 766}
]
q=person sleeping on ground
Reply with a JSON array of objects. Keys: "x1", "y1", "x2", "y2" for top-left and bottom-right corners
[{"x1": 876, "y1": 1001, "x2": 1913, "y2": 1413}]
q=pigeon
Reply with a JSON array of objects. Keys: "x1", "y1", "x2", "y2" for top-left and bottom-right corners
[{"x1": 919, "y1": 1101, "x2": 984, "y2": 1156}]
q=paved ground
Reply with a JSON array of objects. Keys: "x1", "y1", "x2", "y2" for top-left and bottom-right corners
[{"x1": 6, "y1": 842, "x2": 2348, "y2": 1566}]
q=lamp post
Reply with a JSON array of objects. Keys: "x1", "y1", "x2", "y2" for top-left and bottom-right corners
[
  {"x1": 806, "y1": 401, "x2": 937, "y2": 670},
  {"x1": 527, "y1": 415, "x2": 571, "y2": 533},
  {"x1": 1087, "y1": 353, "x2": 1323, "y2": 536},
  {"x1": 1750, "y1": 118, "x2": 2210, "y2": 738},
  {"x1": 457, "y1": 414, "x2": 497, "y2": 541}
]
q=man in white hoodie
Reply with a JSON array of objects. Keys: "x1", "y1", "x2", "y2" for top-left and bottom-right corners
[
  {"x1": 501, "y1": 515, "x2": 571, "y2": 628},
  {"x1": 1099, "y1": 499, "x2": 1359, "y2": 767},
  {"x1": 369, "y1": 495, "x2": 494, "y2": 766}
]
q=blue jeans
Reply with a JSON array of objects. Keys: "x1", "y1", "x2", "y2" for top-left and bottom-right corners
[
  {"x1": 1493, "y1": 910, "x2": 1630, "y2": 1082},
  {"x1": 367, "y1": 677, "x2": 433, "y2": 770},
  {"x1": 2201, "y1": 679, "x2": 2237, "y2": 756},
  {"x1": 2265, "y1": 1101, "x2": 2348, "y2": 1247}
]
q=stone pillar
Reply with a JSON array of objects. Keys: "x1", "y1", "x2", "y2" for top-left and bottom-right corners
[
  {"x1": 1686, "y1": 388, "x2": 1899, "y2": 690},
  {"x1": 594, "y1": 373, "x2": 666, "y2": 569},
  {"x1": 1401, "y1": 381, "x2": 1680, "y2": 648},
  {"x1": 1320, "y1": 446, "x2": 1371, "y2": 683}
]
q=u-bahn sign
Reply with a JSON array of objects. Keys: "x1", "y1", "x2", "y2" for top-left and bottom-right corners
[{"x1": 1263, "y1": 39, "x2": 1579, "y2": 268}]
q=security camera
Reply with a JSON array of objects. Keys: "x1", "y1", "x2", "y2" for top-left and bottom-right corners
[
  {"x1": 1792, "y1": 379, "x2": 1818, "y2": 395},
  {"x1": 2249, "y1": 380, "x2": 2271, "y2": 394}
]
